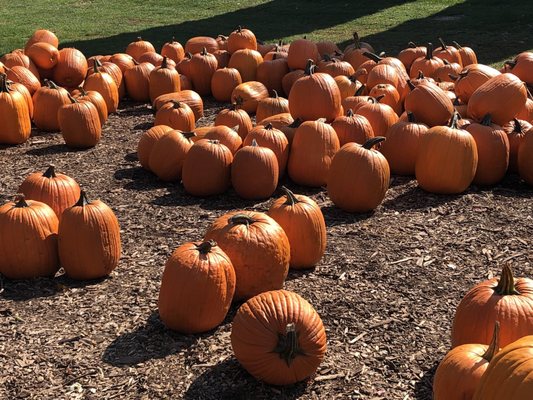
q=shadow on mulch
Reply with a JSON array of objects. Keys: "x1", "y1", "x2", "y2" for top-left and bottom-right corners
[
  {"x1": 24, "y1": 144, "x2": 80, "y2": 156},
  {"x1": 491, "y1": 174, "x2": 533, "y2": 199},
  {"x1": 382, "y1": 185, "x2": 460, "y2": 211},
  {"x1": 183, "y1": 357, "x2": 308, "y2": 400},
  {"x1": 133, "y1": 121, "x2": 153, "y2": 131},
  {"x1": 414, "y1": 361, "x2": 438, "y2": 400},
  {"x1": 124, "y1": 152, "x2": 138, "y2": 162},
  {"x1": 286, "y1": 268, "x2": 316, "y2": 282},
  {"x1": 321, "y1": 205, "x2": 375, "y2": 227},
  {"x1": 113, "y1": 166, "x2": 170, "y2": 192}
]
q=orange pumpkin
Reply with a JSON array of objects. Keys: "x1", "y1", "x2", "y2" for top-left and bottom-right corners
[
  {"x1": 58, "y1": 95, "x2": 102, "y2": 148},
  {"x1": 0, "y1": 74, "x2": 31, "y2": 144},
  {"x1": 153, "y1": 90, "x2": 204, "y2": 119},
  {"x1": 149, "y1": 57, "x2": 181, "y2": 103},
  {"x1": 243, "y1": 123, "x2": 289, "y2": 175},
  {"x1": 72, "y1": 87, "x2": 108, "y2": 125},
  {"x1": 204, "y1": 125, "x2": 243, "y2": 155},
  {"x1": 518, "y1": 124, "x2": 533, "y2": 185},
  {"x1": 161, "y1": 38, "x2": 185, "y2": 63},
  {"x1": 228, "y1": 49, "x2": 263, "y2": 82},
  {"x1": 26, "y1": 42, "x2": 59, "y2": 70},
  {"x1": 53, "y1": 48, "x2": 87, "y2": 88},
  {"x1": 287, "y1": 38, "x2": 319, "y2": 70},
  {"x1": 184, "y1": 36, "x2": 218, "y2": 54},
  {"x1": 227, "y1": 26, "x2": 257, "y2": 54},
  {"x1": 84, "y1": 60, "x2": 119, "y2": 113},
  {"x1": 124, "y1": 61, "x2": 155, "y2": 102},
  {"x1": 211, "y1": 67, "x2": 242, "y2": 102},
  {"x1": 255, "y1": 90, "x2": 289, "y2": 123},
  {"x1": 24, "y1": 29, "x2": 59, "y2": 53},
  {"x1": 404, "y1": 81, "x2": 454, "y2": 127},
  {"x1": 154, "y1": 100, "x2": 195, "y2": 131},
  {"x1": 32, "y1": 79, "x2": 71, "y2": 131},
  {"x1": 504, "y1": 118, "x2": 532, "y2": 173},
  {"x1": 148, "y1": 130, "x2": 195, "y2": 182},
  {"x1": 231, "y1": 81, "x2": 269, "y2": 114},
  {"x1": 409, "y1": 43, "x2": 445, "y2": 79},
  {"x1": 256, "y1": 54, "x2": 288, "y2": 94},
  {"x1": 331, "y1": 109, "x2": 374, "y2": 146},
  {"x1": 355, "y1": 96, "x2": 399, "y2": 136},
  {"x1": 453, "y1": 64, "x2": 500, "y2": 103},
  {"x1": 126, "y1": 37, "x2": 156, "y2": 61},
  {"x1": 215, "y1": 102, "x2": 253, "y2": 140}
]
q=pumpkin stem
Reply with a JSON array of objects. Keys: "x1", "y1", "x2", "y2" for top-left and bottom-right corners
[
  {"x1": 407, "y1": 80, "x2": 416, "y2": 91},
  {"x1": 482, "y1": 321, "x2": 500, "y2": 362},
  {"x1": 67, "y1": 93, "x2": 78, "y2": 104},
  {"x1": 452, "y1": 41, "x2": 463, "y2": 50},
  {"x1": 236, "y1": 25, "x2": 242, "y2": 33},
  {"x1": 13, "y1": 194, "x2": 29, "y2": 208},
  {"x1": 512, "y1": 118, "x2": 523, "y2": 134},
  {"x1": 407, "y1": 41, "x2": 417, "y2": 48},
  {"x1": 250, "y1": 138, "x2": 259, "y2": 147},
  {"x1": 288, "y1": 118, "x2": 303, "y2": 128},
  {"x1": 346, "y1": 108, "x2": 354, "y2": 117},
  {"x1": 196, "y1": 240, "x2": 216, "y2": 255},
  {"x1": 74, "y1": 190, "x2": 91, "y2": 207},
  {"x1": 271, "y1": 323, "x2": 306, "y2": 367},
  {"x1": 229, "y1": 213, "x2": 254, "y2": 226},
  {"x1": 92, "y1": 58, "x2": 102, "y2": 74},
  {"x1": 45, "y1": 79, "x2": 61, "y2": 90},
  {"x1": 170, "y1": 100, "x2": 182, "y2": 109},
  {"x1": 200, "y1": 47, "x2": 208, "y2": 56},
  {"x1": 407, "y1": 111, "x2": 415, "y2": 123},
  {"x1": 448, "y1": 73, "x2": 458, "y2": 81},
  {"x1": 304, "y1": 59, "x2": 316, "y2": 75},
  {"x1": 161, "y1": 56, "x2": 168, "y2": 69},
  {"x1": 42, "y1": 165, "x2": 57, "y2": 178},
  {"x1": 182, "y1": 131, "x2": 197, "y2": 140},
  {"x1": 136, "y1": 36, "x2": 143, "y2": 42},
  {"x1": 0, "y1": 73, "x2": 10, "y2": 93},
  {"x1": 426, "y1": 43, "x2": 433, "y2": 60},
  {"x1": 481, "y1": 114, "x2": 492, "y2": 126},
  {"x1": 352, "y1": 32, "x2": 361, "y2": 49},
  {"x1": 354, "y1": 84, "x2": 366, "y2": 96},
  {"x1": 281, "y1": 186, "x2": 300, "y2": 205},
  {"x1": 264, "y1": 123, "x2": 273, "y2": 130},
  {"x1": 374, "y1": 94, "x2": 385, "y2": 103},
  {"x1": 362, "y1": 51, "x2": 382, "y2": 63},
  {"x1": 449, "y1": 112, "x2": 460, "y2": 129},
  {"x1": 271, "y1": 89, "x2": 279, "y2": 99},
  {"x1": 443, "y1": 59, "x2": 450, "y2": 65},
  {"x1": 438, "y1": 38, "x2": 447, "y2": 51},
  {"x1": 362, "y1": 136, "x2": 386, "y2": 150},
  {"x1": 494, "y1": 265, "x2": 521, "y2": 295},
  {"x1": 77, "y1": 86, "x2": 88, "y2": 96}
]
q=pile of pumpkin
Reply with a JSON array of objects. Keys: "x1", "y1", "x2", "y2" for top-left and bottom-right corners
[{"x1": 433, "y1": 265, "x2": 533, "y2": 398}]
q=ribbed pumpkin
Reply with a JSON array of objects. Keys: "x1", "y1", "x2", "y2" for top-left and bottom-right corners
[
  {"x1": 182, "y1": 139, "x2": 233, "y2": 196},
  {"x1": 409, "y1": 43, "x2": 445, "y2": 79},
  {"x1": 287, "y1": 39, "x2": 319, "y2": 70},
  {"x1": 189, "y1": 48, "x2": 218, "y2": 96},
  {"x1": 6, "y1": 79, "x2": 33, "y2": 118},
  {"x1": 2, "y1": 51, "x2": 40, "y2": 80},
  {"x1": 126, "y1": 37, "x2": 156, "y2": 61},
  {"x1": 404, "y1": 80, "x2": 454, "y2": 127},
  {"x1": 355, "y1": 96, "x2": 399, "y2": 136},
  {"x1": 26, "y1": 42, "x2": 59, "y2": 70},
  {"x1": 184, "y1": 36, "x2": 218, "y2": 54},
  {"x1": 5, "y1": 65, "x2": 41, "y2": 95},
  {"x1": 0, "y1": 74, "x2": 31, "y2": 144},
  {"x1": 32, "y1": 79, "x2": 70, "y2": 131},
  {"x1": 268, "y1": 186, "x2": 326, "y2": 269},
  {"x1": 18, "y1": 165, "x2": 80, "y2": 218},
  {"x1": 137, "y1": 125, "x2": 173, "y2": 170},
  {"x1": 231, "y1": 81, "x2": 269, "y2": 114},
  {"x1": 0, "y1": 195, "x2": 59, "y2": 279},
  {"x1": 369, "y1": 83, "x2": 402, "y2": 115},
  {"x1": 158, "y1": 240, "x2": 235, "y2": 333},
  {"x1": 504, "y1": 118, "x2": 532, "y2": 172},
  {"x1": 204, "y1": 125, "x2": 242, "y2": 155},
  {"x1": 366, "y1": 63, "x2": 400, "y2": 90},
  {"x1": 211, "y1": 67, "x2": 242, "y2": 102},
  {"x1": 53, "y1": 48, "x2": 87, "y2": 88},
  {"x1": 84, "y1": 60, "x2": 119, "y2": 113},
  {"x1": 215, "y1": 103, "x2": 253, "y2": 140},
  {"x1": 58, "y1": 191, "x2": 121, "y2": 280},
  {"x1": 379, "y1": 112, "x2": 428, "y2": 175},
  {"x1": 138, "y1": 51, "x2": 164, "y2": 67},
  {"x1": 343, "y1": 32, "x2": 371, "y2": 70},
  {"x1": 327, "y1": 137, "x2": 390, "y2": 213},
  {"x1": 25, "y1": 29, "x2": 59, "y2": 52},
  {"x1": 58, "y1": 95, "x2": 102, "y2": 148},
  {"x1": 453, "y1": 64, "x2": 500, "y2": 103},
  {"x1": 109, "y1": 53, "x2": 135, "y2": 74},
  {"x1": 72, "y1": 87, "x2": 108, "y2": 125},
  {"x1": 231, "y1": 289, "x2": 326, "y2": 385},
  {"x1": 434, "y1": 59, "x2": 462, "y2": 83},
  {"x1": 433, "y1": 322, "x2": 500, "y2": 400},
  {"x1": 452, "y1": 265, "x2": 533, "y2": 348},
  {"x1": 289, "y1": 60, "x2": 342, "y2": 122},
  {"x1": 287, "y1": 119, "x2": 340, "y2": 187},
  {"x1": 452, "y1": 41, "x2": 478, "y2": 66},
  {"x1": 231, "y1": 139, "x2": 279, "y2": 200},
  {"x1": 472, "y1": 335, "x2": 533, "y2": 400},
  {"x1": 281, "y1": 69, "x2": 305, "y2": 97},
  {"x1": 161, "y1": 38, "x2": 185, "y2": 63},
  {"x1": 148, "y1": 57, "x2": 181, "y2": 103},
  {"x1": 334, "y1": 74, "x2": 364, "y2": 100},
  {"x1": 415, "y1": 114, "x2": 477, "y2": 194},
  {"x1": 214, "y1": 49, "x2": 230, "y2": 68},
  {"x1": 397, "y1": 42, "x2": 426, "y2": 71},
  {"x1": 517, "y1": 97, "x2": 533, "y2": 122},
  {"x1": 518, "y1": 125, "x2": 533, "y2": 185},
  {"x1": 256, "y1": 55, "x2": 289, "y2": 94},
  {"x1": 243, "y1": 123, "x2": 289, "y2": 175},
  {"x1": 227, "y1": 26, "x2": 257, "y2": 54},
  {"x1": 331, "y1": 109, "x2": 374, "y2": 146},
  {"x1": 466, "y1": 114, "x2": 509, "y2": 186},
  {"x1": 124, "y1": 61, "x2": 155, "y2": 102},
  {"x1": 468, "y1": 73, "x2": 527, "y2": 125},
  {"x1": 505, "y1": 51, "x2": 533, "y2": 85},
  {"x1": 204, "y1": 211, "x2": 290, "y2": 300},
  {"x1": 153, "y1": 90, "x2": 204, "y2": 119},
  {"x1": 433, "y1": 38, "x2": 463, "y2": 66},
  {"x1": 148, "y1": 130, "x2": 195, "y2": 182},
  {"x1": 341, "y1": 84, "x2": 370, "y2": 113},
  {"x1": 154, "y1": 100, "x2": 195, "y2": 131},
  {"x1": 255, "y1": 90, "x2": 289, "y2": 122},
  {"x1": 228, "y1": 49, "x2": 263, "y2": 82}
]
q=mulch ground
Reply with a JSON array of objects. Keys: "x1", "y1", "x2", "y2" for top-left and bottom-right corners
[{"x1": 0, "y1": 99, "x2": 531, "y2": 400}]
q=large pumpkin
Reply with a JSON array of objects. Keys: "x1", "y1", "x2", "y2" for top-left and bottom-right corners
[
  {"x1": 58, "y1": 95, "x2": 102, "y2": 148},
  {"x1": 189, "y1": 48, "x2": 218, "y2": 96},
  {"x1": 404, "y1": 80, "x2": 454, "y2": 127},
  {"x1": 158, "y1": 240, "x2": 235, "y2": 333},
  {"x1": 0, "y1": 73, "x2": 31, "y2": 144},
  {"x1": 204, "y1": 211, "x2": 290, "y2": 300},
  {"x1": 58, "y1": 191, "x2": 121, "y2": 280},
  {"x1": 453, "y1": 64, "x2": 500, "y2": 103},
  {"x1": 268, "y1": 186, "x2": 326, "y2": 269},
  {"x1": 149, "y1": 130, "x2": 195, "y2": 182},
  {"x1": 154, "y1": 100, "x2": 195, "y2": 131},
  {"x1": 231, "y1": 289, "x2": 327, "y2": 385},
  {"x1": 53, "y1": 48, "x2": 88, "y2": 88}
]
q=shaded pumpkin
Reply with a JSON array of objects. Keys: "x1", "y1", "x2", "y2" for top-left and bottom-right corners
[
  {"x1": 287, "y1": 39, "x2": 319, "y2": 70},
  {"x1": 149, "y1": 130, "x2": 196, "y2": 182},
  {"x1": 504, "y1": 118, "x2": 532, "y2": 172},
  {"x1": 214, "y1": 102, "x2": 253, "y2": 140},
  {"x1": 211, "y1": 67, "x2": 242, "y2": 102},
  {"x1": 255, "y1": 90, "x2": 289, "y2": 123},
  {"x1": 452, "y1": 41, "x2": 478, "y2": 66},
  {"x1": 160, "y1": 38, "x2": 185, "y2": 63},
  {"x1": 184, "y1": 36, "x2": 218, "y2": 54},
  {"x1": 517, "y1": 124, "x2": 533, "y2": 186},
  {"x1": 256, "y1": 54, "x2": 289, "y2": 94},
  {"x1": 137, "y1": 125, "x2": 173, "y2": 170},
  {"x1": 154, "y1": 100, "x2": 195, "y2": 131},
  {"x1": 124, "y1": 61, "x2": 155, "y2": 102}
]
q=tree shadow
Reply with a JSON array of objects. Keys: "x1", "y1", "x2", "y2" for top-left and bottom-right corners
[
  {"x1": 0, "y1": 275, "x2": 61, "y2": 301},
  {"x1": 414, "y1": 361, "x2": 438, "y2": 400},
  {"x1": 61, "y1": 0, "x2": 414, "y2": 56},
  {"x1": 183, "y1": 357, "x2": 309, "y2": 400}
]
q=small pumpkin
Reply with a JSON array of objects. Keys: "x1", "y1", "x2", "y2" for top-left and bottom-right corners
[
  {"x1": 228, "y1": 48, "x2": 263, "y2": 82},
  {"x1": 409, "y1": 43, "x2": 445, "y2": 79},
  {"x1": 126, "y1": 37, "x2": 156, "y2": 61},
  {"x1": 32, "y1": 79, "x2": 71, "y2": 131},
  {"x1": 256, "y1": 54, "x2": 289, "y2": 94},
  {"x1": 355, "y1": 96, "x2": 399, "y2": 136},
  {"x1": 331, "y1": 108, "x2": 374, "y2": 146},
  {"x1": 255, "y1": 90, "x2": 289, "y2": 123},
  {"x1": 26, "y1": 42, "x2": 59, "y2": 70},
  {"x1": 161, "y1": 38, "x2": 185, "y2": 63},
  {"x1": 214, "y1": 102, "x2": 253, "y2": 140},
  {"x1": 504, "y1": 118, "x2": 532, "y2": 172},
  {"x1": 72, "y1": 87, "x2": 108, "y2": 125},
  {"x1": 204, "y1": 125, "x2": 243, "y2": 155},
  {"x1": 184, "y1": 36, "x2": 218, "y2": 54},
  {"x1": 153, "y1": 89, "x2": 204, "y2": 119}
]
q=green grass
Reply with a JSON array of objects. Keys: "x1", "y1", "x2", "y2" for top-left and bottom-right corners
[{"x1": 1, "y1": 0, "x2": 532, "y2": 67}]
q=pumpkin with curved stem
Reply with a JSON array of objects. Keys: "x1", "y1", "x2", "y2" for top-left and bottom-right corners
[
  {"x1": 243, "y1": 123, "x2": 289, "y2": 175},
  {"x1": 25, "y1": 29, "x2": 59, "y2": 52},
  {"x1": 58, "y1": 94, "x2": 102, "y2": 148},
  {"x1": 433, "y1": 322, "x2": 500, "y2": 400},
  {"x1": 255, "y1": 90, "x2": 289, "y2": 123},
  {"x1": 215, "y1": 102, "x2": 253, "y2": 139},
  {"x1": 126, "y1": 37, "x2": 156, "y2": 61},
  {"x1": 434, "y1": 38, "x2": 463, "y2": 66},
  {"x1": 0, "y1": 74, "x2": 31, "y2": 145},
  {"x1": 228, "y1": 49, "x2": 263, "y2": 82},
  {"x1": 59, "y1": 191, "x2": 121, "y2": 280},
  {"x1": 149, "y1": 56, "x2": 181, "y2": 103},
  {"x1": 72, "y1": 87, "x2": 108, "y2": 125},
  {"x1": 26, "y1": 42, "x2": 59, "y2": 70},
  {"x1": 343, "y1": 32, "x2": 373, "y2": 70},
  {"x1": 355, "y1": 96, "x2": 399, "y2": 136},
  {"x1": 148, "y1": 130, "x2": 196, "y2": 182},
  {"x1": 504, "y1": 118, "x2": 532, "y2": 172},
  {"x1": 404, "y1": 80, "x2": 454, "y2": 127},
  {"x1": 231, "y1": 81, "x2": 269, "y2": 114},
  {"x1": 184, "y1": 36, "x2": 218, "y2": 54},
  {"x1": 331, "y1": 109, "x2": 374, "y2": 146},
  {"x1": 154, "y1": 100, "x2": 195, "y2": 131},
  {"x1": 18, "y1": 165, "x2": 81, "y2": 218},
  {"x1": 231, "y1": 289, "x2": 327, "y2": 385},
  {"x1": 452, "y1": 41, "x2": 477, "y2": 66},
  {"x1": 204, "y1": 211, "x2": 290, "y2": 300},
  {"x1": 211, "y1": 67, "x2": 242, "y2": 102},
  {"x1": 158, "y1": 240, "x2": 235, "y2": 333},
  {"x1": 334, "y1": 73, "x2": 364, "y2": 100},
  {"x1": 6, "y1": 79, "x2": 33, "y2": 118},
  {"x1": 231, "y1": 139, "x2": 279, "y2": 200},
  {"x1": 452, "y1": 265, "x2": 533, "y2": 348},
  {"x1": 124, "y1": 61, "x2": 155, "y2": 102},
  {"x1": 33, "y1": 80, "x2": 71, "y2": 132},
  {"x1": 161, "y1": 38, "x2": 185, "y2": 63},
  {"x1": 182, "y1": 139, "x2": 233, "y2": 196},
  {"x1": 153, "y1": 89, "x2": 204, "y2": 119},
  {"x1": 204, "y1": 125, "x2": 242, "y2": 155},
  {"x1": 84, "y1": 60, "x2": 119, "y2": 113},
  {"x1": 227, "y1": 26, "x2": 257, "y2": 53},
  {"x1": 369, "y1": 84, "x2": 402, "y2": 115},
  {"x1": 327, "y1": 137, "x2": 390, "y2": 212},
  {"x1": 397, "y1": 42, "x2": 426, "y2": 70},
  {"x1": 268, "y1": 186, "x2": 326, "y2": 269},
  {"x1": 53, "y1": 48, "x2": 87, "y2": 88},
  {"x1": 341, "y1": 84, "x2": 370, "y2": 113},
  {"x1": 453, "y1": 64, "x2": 500, "y2": 103},
  {"x1": 287, "y1": 38, "x2": 319, "y2": 70},
  {"x1": 466, "y1": 114, "x2": 509, "y2": 186},
  {"x1": 137, "y1": 125, "x2": 173, "y2": 170},
  {"x1": 256, "y1": 54, "x2": 289, "y2": 94},
  {"x1": 517, "y1": 124, "x2": 533, "y2": 185},
  {"x1": 409, "y1": 43, "x2": 445, "y2": 79},
  {"x1": 189, "y1": 48, "x2": 218, "y2": 96},
  {"x1": 0, "y1": 195, "x2": 59, "y2": 279},
  {"x1": 288, "y1": 119, "x2": 340, "y2": 187}
]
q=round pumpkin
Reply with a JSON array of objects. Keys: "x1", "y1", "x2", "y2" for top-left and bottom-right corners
[
  {"x1": 215, "y1": 103, "x2": 253, "y2": 140},
  {"x1": 148, "y1": 57, "x2": 181, "y2": 103},
  {"x1": 126, "y1": 37, "x2": 156, "y2": 61},
  {"x1": 231, "y1": 81, "x2": 269, "y2": 114},
  {"x1": 149, "y1": 130, "x2": 196, "y2": 182},
  {"x1": 154, "y1": 100, "x2": 195, "y2": 131},
  {"x1": 211, "y1": 67, "x2": 242, "y2": 102},
  {"x1": 137, "y1": 125, "x2": 173, "y2": 170},
  {"x1": 24, "y1": 29, "x2": 59, "y2": 53},
  {"x1": 227, "y1": 26, "x2": 257, "y2": 54},
  {"x1": 53, "y1": 48, "x2": 88, "y2": 88},
  {"x1": 58, "y1": 95, "x2": 102, "y2": 148},
  {"x1": 404, "y1": 81, "x2": 454, "y2": 127},
  {"x1": 331, "y1": 108, "x2": 374, "y2": 146},
  {"x1": 32, "y1": 79, "x2": 71, "y2": 132}
]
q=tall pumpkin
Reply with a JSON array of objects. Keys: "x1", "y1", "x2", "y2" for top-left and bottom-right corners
[
  {"x1": 148, "y1": 130, "x2": 195, "y2": 182},
  {"x1": 137, "y1": 125, "x2": 173, "y2": 170},
  {"x1": 58, "y1": 95, "x2": 102, "y2": 148},
  {"x1": 124, "y1": 61, "x2": 155, "y2": 102},
  {"x1": 84, "y1": 60, "x2": 119, "y2": 113},
  {"x1": 204, "y1": 211, "x2": 290, "y2": 300},
  {"x1": 211, "y1": 67, "x2": 242, "y2": 102},
  {"x1": 58, "y1": 191, "x2": 121, "y2": 280},
  {"x1": 189, "y1": 48, "x2": 218, "y2": 96},
  {"x1": 158, "y1": 240, "x2": 235, "y2": 333},
  {"x1": 231, "y1": 289, "x2": 327, "y2": 385},
  {"x1": 242, "y1": 123, "x2": 289, "y2": 175},
  {"x1": 0, "y1": 73, "x2": 31, "y2": 144}
]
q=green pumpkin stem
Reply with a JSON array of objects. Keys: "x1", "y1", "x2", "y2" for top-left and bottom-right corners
[
  {"x1": 481, "y1": 114, "x2": 492, "y2": 126},
  {"x1": 271, "y1": 323, "x2": 306, "y2": 367},
  {"x1": 352, "y1": 32, "x2": 361, "y2": 49},
  {"x1": 363, "y1": 136, "x2": 386, "y2": 150},
  {"x1": 14, "y1": 194, "x2": 29, "y2": 208},
  {"x1": 408, "y1": 41, "x2": 417, "y2": 48},
  {"x1": 452, "y1": 41, "x2": 462, "y2": 50},
  {"x1": 67, "y1": 93, "x2": 78, "y2": 104},
  {"x1": 482, "y1": 321, "x2": 500, "y2": 362},
  {"x1": 229, "y1": 213, "x2": 254, "y2": 226},
  {"x1": 426, "y1": 43, "x2": 434, "y2": 60},
  {"x1": 494, "y1": 265, "x2": 521, "y2": 295},
  {"x1": 281, "y1": 186, "x2": 300, "y2": 206},
  {"x1": 75, "y1": 190, "x2": 90, "y2": 207},
  {"x1": 196, "y1": 240, "x2": 216, "y2": 255},
  {"x1": 43, "y1": 165, "x2": 57, "y2": 178},
  {"x1": 161, "y1": 56, "x2": 168, "y2": 69}
]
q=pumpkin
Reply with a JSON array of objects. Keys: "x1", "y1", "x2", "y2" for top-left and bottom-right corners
[
  {"x1": 6, "y1": 79, "x2": 33, "y2": 118},
  {"x1": 227, "y1": 26, "x2": 257, "y2": 53},
  {"x1": 366, "y1": 63, "x2": 400, "y2": 90},
  {"x1": 452, "y1": 41, "x2": 478, "y2": 66},
  {"x1": 137, "y1": 125, "x2": 173, "y2": 170},
  {"x1": 211, "y1": 67, "x2": 242, "y2": 102},
  {"x1": 18, "y1": 165, "x2": 81, "y2": 218},
  {"x1": 327, "y1": 137, "x2": 390, "y2": 213},
  {"x1": 148, "y1": 56, "x2": 181, "y2": 103},
  {"x1": 243, "y1": 123, "x2": 289, "y2": 175},
  {"x1": 216, "y1": 34, "x2": 229, "y2": 51},
  {"x1": 228, "y1": 49, "x2": 263, "y2": 82},
  {"x1": 0, "y1": 74, "x2": 31, "y2": 145},
  {"x1": 256, "y1": 54, "x2": 289, "y2": 94},
  {"x1": 504, "y1": 118, "x2": 532, "y2": 173},
  {"x1": 126, "y1": 37, "x2": 156, "y2": 61},
  {"x1": 466, "y1": 114, "x2": 510, "y2": 186},
  {"x1": 32, "y1": 79, "x2": 71, "y2": 131},
  {"x1": 433, "y1": 322, "x2": 500, "y2": 400},
  {"x1": 58, "y1": 191, "x2": 121, "y2": 280},
  {"x1": 72, "y1": 87, "x2": 108, "y2": 125},
  {"x1": 255, "y1": 90, "x2": 289, "y2": 123},
  {"x1": 149, "y1": 130, "x2": 196, "y2": 182},
  {"x1": 189, "y1": 48, "x2": 218, "y2": 96},
  {"x1": 341, "y1": 84, "x2": 370, "y2": 113},
  {"x1": 397, "y1": 42, "x2": 426, "y2": 71},
  {"x1": 109, "y1": 53, "x2": 135, "y2": 73},
  {"x1": 180, "y1": 74, "x2": 193, "y2": 91},
  {"x1": 287, "y1": 38, "x2": 319, "y2": 70},
  {"x1": 153, "y1": 90, "x2": 204, "y2": 119},
  {"x1": 517, "y1": 97, "x2": 533, "y2": 122},
  {"x1": 268, "y1": 186, "x2": 326, "y2": 269},
  {"x1": 0, "y1": 195, "x2": 59, "y2": 279},
  {"x1": 343, "y1": 32, "x2": 373, "y2": 70},
  {"x1": 258, "y1": 113, "x2": 299, "y2": 144},
  {"x1": 182, "y1": 139, "x2": 233, "y2": 196},
  {"x1": 472, "y1": 335, "x2": 533, "y2": 399},
  {"x1": 289, "y1": 60, "x2": 342, "y2": 122},
  {"x1": 368, "y1": 83, "x2": 402, "y2": 115},
  {"x1": 53, "y1": 48, "x2": 87, "y2": 88},
  {"x1": 138, "y1": 51, "x2": 164, "y2": 67},
  {"x1": 331, "y1": 108, "x2": 374, "y2": 146},
  {"x1": 409, "y1": 43, "x2": 445, "y2": 79},
  {"x1": 215, "y1": 102, "x2": 253, "y2": 140},
  {"x1": 379, "y1": 112, "x2": 428, "y2": 176},
  {"x1": 158, "y1": 240, "x2": 235, "y2": 333},
  {"x1": 334, "y1": 74, "x2": 364, "y2": 100},
  {"x1": 468, "y1": 73, "x2": 527, "y2": 125},
  {"x1": 161, "y1": 38, "x2": 185, "y2": 63},
  {"x1": 124, "y1": 61, "x2": 155, "y2": 102},
  {"x1": 453, "y1": 64, "x2": 500, "y2": 103},
  {"x1": 320, "y1": 56, "x2": 355, "y2": 78},
  {"x1": 231, "y1": 289, "x2": 326, "y2": 385},
  {"x1": 231, "y1": 139, "x2": 279, "y2": 199},
  {"x1": 281, "y1": 69, "x2": 305, "y2": 97},
  {"x1": 154, "y1": 100, "x2": 195, "y2": 131},
  {"x1": 1, "y1": 50, "x2": 40, "y2": 79},
  {"x1": 287, "y1": 119, "x2": 340, "y2": 187},
  {"x1": 84, "y1": 60, "x2": 119, "y2": 113},
  {"x1": 434, "y1": 38, "x2": 463, "y2": 66},
  {"x1": 26, "y1": 42, "x2": 59, "y2": 70},
  {"x1": 214, "y1": 49, "x2": 231, "y2": 69},
  {"x1": 204, "y1": 125, "x2": 242, "y2": 155},
  {"x1": 452, "y1": 265, "x2": 533, "y2": 348},
  {"x1": 316, "y1": 40, "x2": 341, "y2": 57},
  {"x1": 184, "y1": 36, "x2": 218, "y2": 54},
  {"x1": 231, "y1": 81, "x2": 269, "y2": 114},
  {"x1": 204, "y1": 211, "x2": 290, "y2": 300},
  {"x1": 355, "y1": 96, "x2": 399, "y2": 136},
  {"x1": 24, "y1": 29, "x2": 59, "y2": 52},
  {"x1": 434, "y1": 59, "x2": 463, "y2": 83},
  {"x1": 404, "y1": 81, "x2": 454, "y2": 127},
  {"x1": 58, "y1": 95, "x2": 102, "y2": 148},
  {"x1": 5, "y1": 65, "x2": 41, "y2": 95},
  {"x1": 505, "y1": 52, "x2": 533, "y2": 85}
]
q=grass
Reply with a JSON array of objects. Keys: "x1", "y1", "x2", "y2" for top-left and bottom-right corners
[{"x1": 1, "y1": 0, "x2": 533, "y2": 67}]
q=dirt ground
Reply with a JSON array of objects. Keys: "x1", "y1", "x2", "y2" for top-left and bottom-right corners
[{"x1": 1, "y1": 100, "x2": 531, "y2": 400}]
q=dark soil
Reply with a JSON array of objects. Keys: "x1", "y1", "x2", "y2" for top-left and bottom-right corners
[{"x1": 1, "y1": 100, "x2": 532, "y2": 400}]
